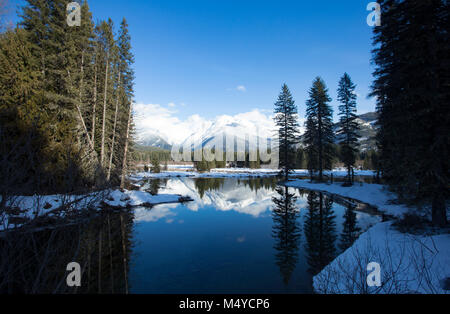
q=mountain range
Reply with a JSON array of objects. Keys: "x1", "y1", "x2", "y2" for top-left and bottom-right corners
[{"x1": 137, "y1": 112, "x2": 378, "y2": 152}]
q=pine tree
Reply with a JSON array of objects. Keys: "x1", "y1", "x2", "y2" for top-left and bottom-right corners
[
  {"x1": 150, "y1": 155, "x2": 161, "y2": 174},
  {"x1": 19, "y1": 0, "x2": 96, "y2": 191},
  {"x1": 371, "y1": 0, "x2": 448, "y2": 226},
  {"x1": 304, "y1": 77, "x2": 334, "y2": 182},
  {"x1": 97, "y1": 19, "x2": 116, "y2": 167},
  {"x1": 0, "y1": 28, "x2": 43, "y2": 194},
  {"x1": 337, "y1": 73, "x2": 359, "y2": 185},
  {"x1": 117, "y1": 18, "x2": 135, "y2": 189},
  {"x1": 273, "y1": 84, "x2": 300, "y2": 181}
]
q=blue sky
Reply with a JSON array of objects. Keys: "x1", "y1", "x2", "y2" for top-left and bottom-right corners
[{"x1": 11, "y1": 0, "x2": 377, "y2": 122}]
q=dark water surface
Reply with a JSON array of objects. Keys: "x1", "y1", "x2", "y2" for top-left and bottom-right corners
[
  {"x1": 129, "y1": 177, "x2": 381, "y2": 294},
  {"x1": 0, "y1": 177, "x2": 380, "y2": 294}
]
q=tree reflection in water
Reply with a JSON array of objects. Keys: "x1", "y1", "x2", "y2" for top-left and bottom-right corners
[
  {"x1": 303, "y1": 191, "x2": 337, "y2": 275},
  {"x1": 194, "y1": 178, "x2": 225, "y2": 199},
  {"x1": 340, "y1": 203, "x2": 361, "y2": 251},
  {"x1": 271, "y1": 186, "x2": 301, "y2": 286},
  {"x1": 0, "y1": 210, "x2": 134, "y2": 294}
]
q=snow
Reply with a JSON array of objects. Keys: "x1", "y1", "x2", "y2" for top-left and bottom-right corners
[
  {"x1": 130, "y1": 168, "x2": 377, "y2": 180},
  {"x1": 103, "y1": 190, "x2": 184, "y2": 208},
  {"x1": 313, "y1": 221, "x2": 450, "y2": 294},
  {"x1": 0, "y1": 190, "x2": 189, "y2": 231},
  {"x1": 282, "y1": 179, "x2": 450, "y2": 294},
  {"x1": 129, "y1": 169, "x2": 280, "y2": 180},
  {"x1": 291, "y1": 168, "x2": 376, "y2": 177},
  {"x1": 284, "y1": 179, "x2": 410, "y2": 218}
]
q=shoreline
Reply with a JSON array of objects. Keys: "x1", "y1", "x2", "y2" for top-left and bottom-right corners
[{"x1": 282, "y1": 179, "x2": 450, "y2": 294}]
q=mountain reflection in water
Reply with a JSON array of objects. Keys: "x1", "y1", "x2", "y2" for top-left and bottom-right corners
[{"x1": 0, "y1": 177, "x2": 381, "y2": 294}]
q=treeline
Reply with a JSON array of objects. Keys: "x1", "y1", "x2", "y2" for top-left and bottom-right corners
[
  {"x1": 0, "y1": 0, "x2": 135, "y2": 195},
  {"x1": 274, "y1": 73, "x2": 363, "y2": 185},
  {"x1": 132, "y1": 146, "x2": 171, "y2": 164},
  {"x1": 293, "y1": 146, "x2": 380, "y2": 173},
  {"x1": 195, "y1": 151, "x2": 264, "y2": 172},
  {"x1": 274, "y1": 0, "x2": 448, "y2": 226}
]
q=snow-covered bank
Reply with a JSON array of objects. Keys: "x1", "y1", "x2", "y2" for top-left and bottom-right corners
[
  {"x1": 313, "y1": 221, "x2": 450, "y2": 294},
  {"x1": 283, "y1": 179, "x2": 450, "y2": 294},
  {"x1": 130, "y1": 169, "x2": 280, "y2": 180},
  {"x1": 0, "y1": 190, "x2": 191, "y2": 231},
  {"x1": 284, "y1": 179, "x2": 409, "y2": 218},
  {"x1": 130, "y1": 168, "x2": 376, "y2": 180},
  {"x1": 104, "y1": 190, "x2": 190, "y2": 208}
]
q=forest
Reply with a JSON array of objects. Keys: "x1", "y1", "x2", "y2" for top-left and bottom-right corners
[{"x1": 0, "y1": 0, "x2": 135, "y2": 197}]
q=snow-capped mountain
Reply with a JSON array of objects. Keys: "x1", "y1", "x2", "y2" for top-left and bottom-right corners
[
  {"x1": 135, "y1": 104, "x2": 377, "y2": 152},
  {"x1": 334, "y1": 112, "x2": 378, "y2": 151},
  {"x1": 136, "y1": 109, "x2": 289, "y2": 151},
  {"x1": 137, "y1": 132, "x2": 172, "y2": 150},
  {"x1": 179, "y1": 111, "x2": 282, "y2": 150}
]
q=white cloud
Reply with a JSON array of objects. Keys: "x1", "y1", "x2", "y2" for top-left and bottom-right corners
[
  {"x1": 133, "y1": 103, "x2": 208, "y2": 145},
  {"x1": 226, "y1": 85, "x2": 247, "y2": 92},
  {"x1": 236, "y1": 85, "x2": 246, "y2": 92}
]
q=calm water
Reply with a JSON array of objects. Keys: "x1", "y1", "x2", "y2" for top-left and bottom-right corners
[
  {"x1": 128, "y1": 177, "x2": 381, "y2": 294},
  {"x1": 0, "y1": 177, "x2": 381, "y2": 294}
]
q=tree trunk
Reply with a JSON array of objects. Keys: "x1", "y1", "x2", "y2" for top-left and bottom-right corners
[
  {"x1": 318, "y1": 109, "x2": 323, "y2": 182},
  {"x1": 120, "y1": 103, "x2": 132, "y2": 190},
  {"x1": 284, "y1": 110, "x2": 288, "y2": 181},
  {"x1": 107, "y1": 74, "x2": 121, "y2": 181},
  {"x1": 75, "y1": 51, "x2": 95, "y2": 151},
  {"x1": 101, "y1": 52, "x2": 109, "y2": 166},
  {"x1": 92, "y1": 51, "x2": 98, "y2": 146}
]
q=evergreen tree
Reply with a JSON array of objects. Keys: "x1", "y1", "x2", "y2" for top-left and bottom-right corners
[
  {"x1": 118, "y1": 18, "x2": 135, "y2": 189},
  {"x1": 0, "y1": 28, "x2": 43, "y2": 195},
  {"x1": 97, "y1": 19, "x2": 116, "y2": 167},
  {"x1": 371, "y1": 0, "x2": 448, "y2": 226},
  {"x1": 150, "y1": 155, "x2": 161, "y2": 174},
  {"x1": 337, "y1": 73, "x2": 360, "y2": 185},
  {"x1": 2, "y1": 1, "x2": 136, "y2": 193},
  {"x1": 273, "y1": 84, "x2": 300, "y2": 181},
  {"x1": 304, "y1": 77, "x2": 334, "y2": 181},
  {"x1": 18, "y1": 0, "x2": 98, "y2": 191}
]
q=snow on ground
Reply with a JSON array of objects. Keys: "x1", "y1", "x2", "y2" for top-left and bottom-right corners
[
  {"x1": 103, "y1": 190, "x2": 186, "y2": 208},
  {"x1": 129, "y1": 169, "x2": 280, "y2": 180},
  {"x1": 283, "y1": 179, "x2": 450, "y2": 294},
  {"x1": 292, "y1": 168, "x2": 376, "y2": 177},
  {"x1": 284, "y1": 179, "x2": 410, "y2": 218},
  {"x1": 167, "y1": 164, "x2": 194, "y2": 171},
  {"x1": 130, "y1": 168, "x2": 376, "y2": 180},
  {"x1": 0, "y1": 190, "x2": 189, "y2": 231},
  {"x1": 313, "y1": 221, "x2": 450, "y2": 294}
]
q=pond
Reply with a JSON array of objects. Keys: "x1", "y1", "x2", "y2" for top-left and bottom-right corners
[
  {"x1": 0, "y1": 177, "x2": 381, "y2": 294},
  {"x1": 129, "y1": 177, "x2": 381, "y2": 294}
]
